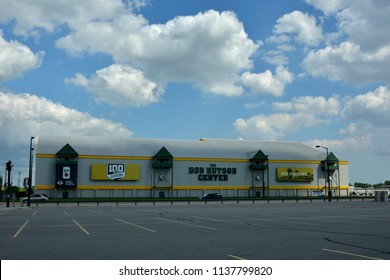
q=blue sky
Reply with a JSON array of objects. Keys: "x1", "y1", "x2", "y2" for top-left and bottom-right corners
[{"x1": 1, "y1": 0, "x2": 389, "y2": 185}]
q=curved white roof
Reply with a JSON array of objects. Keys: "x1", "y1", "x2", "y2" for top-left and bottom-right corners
[{"x1": 36, "y1": 135, "x2": 334, "y2": 161}]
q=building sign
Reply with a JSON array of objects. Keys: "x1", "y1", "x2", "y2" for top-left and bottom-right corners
[
  {"x1": 188, "y1": 164, "x2": 237, "y2": 181},
  {"x1": 55, "y1": 161, "x2": 78, "y2": 188},
  {"x1": 277, "y1": 167, "x2": 313, "y2": 182},
  {"x1": 91, "y1": 164, "x2": 140, "y2": 181}
]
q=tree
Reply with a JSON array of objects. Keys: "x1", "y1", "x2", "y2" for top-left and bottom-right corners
[{"x1": 354, "y1": 182, "x2": 372, "y2": 188}]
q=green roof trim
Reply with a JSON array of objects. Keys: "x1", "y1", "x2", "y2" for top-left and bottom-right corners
[
  {"x1": 153, "y1": 147, "x2": 173, "y2": 169},
  {"x1": 251, "y1": 150, "x2": 268, "y2": 162},
  {"x1": 326, "y1": 152, "x2": 339, "y2": 163},
  {"x1": 56, "y1": 143, "x2": 78, "y2": 157},
  {"x1": 321, "y1": 152, "x2": 339, "y2": 172},
  {"x1": 250, "y1": 149, "x2": 268, "y2": 170},
  {"x1": 153, "y1": 146, "x2": 173, "y2": 159}
]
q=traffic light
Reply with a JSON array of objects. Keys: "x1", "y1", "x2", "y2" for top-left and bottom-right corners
[
  {"x1": 6, "y1": 160, "x2": 12, "y2": 171},
  {"x1": 5, "y1": 160, "x2": 12, "y2": 208},
  {"x1": 23, "y1": 177, "x2": 28, "y2": 187}
]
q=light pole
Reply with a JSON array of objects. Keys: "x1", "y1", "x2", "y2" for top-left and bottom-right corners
[
  {"x1": 28, "y1": 137, "x2": 34, "y2": 207},
  {"x1": 316, "y1": 145, "x2": 332, "y2": 202}
]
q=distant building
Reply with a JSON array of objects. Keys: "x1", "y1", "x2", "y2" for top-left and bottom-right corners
[{"x1": 34, "y1": 135, "x2": 349, "y2": 198}]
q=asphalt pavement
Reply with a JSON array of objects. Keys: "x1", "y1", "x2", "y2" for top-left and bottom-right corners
[{"x1": 1, "y1": 200, "x2": 389, "y2": 260}]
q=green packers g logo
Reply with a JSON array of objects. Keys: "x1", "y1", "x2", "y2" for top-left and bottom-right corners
[{"x1": 107, "y1": 164, "x2": 125, "y2": 180}]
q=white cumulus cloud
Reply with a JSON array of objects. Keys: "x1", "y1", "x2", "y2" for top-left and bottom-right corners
[
  {"x1": 56, "y1": 10, "x2": 259, "y2": 97},
  {"x1": 234, "y1": 95, "x2": 340, "y2": 140},
  {"x1": 273, "y1": 95, "x2": 340, "y2": 116},
  {"x1": 0, "y1": 30, "x2": 44, "y2": 82},
  {"x1": 0, "y1": 0, "x2": 126, "y2": 36},
  {"x1": 0, "y1": 92, "x2": 133, "y2": 147},
  {"x1": 304, "y1": 0, "x2": 347, "y2": 14},
  {"x1": 234, "y1": 112, "x2": 324, "y2": 141},
  {"x1": 264, "y1": 10, "x2": 323, "y2": 66},
  {"x1": 234, "y1": 86, "x2": 390, "y2": 156},
  {"x1": 303, "y1": 42, "x2": 390, "y2": 85},
  {"x1": 1, "y1": 2, "x2": 260, "y2": 101},
  {"x1": 66, "y1": 64, "x2": 162, "y2": 107},
  {"x1": 272, "y1": 10, "x2": 323, "y2": 47},
  {"x1": 342, "y1": 86, "x2": 390, "y2": 127},
  {"x1": 303, "y1": 0, "x2": 390, "y2": 85},
  {"x1": 308, "y1": 0, "x2": 390, "y2": 52},
  {"x1": 241, "y1": 66, "x2": 293, "y2": 96}
]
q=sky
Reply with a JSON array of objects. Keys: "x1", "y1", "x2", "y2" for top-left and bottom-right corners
[{"x1": 0, "y1": 0, "x2": 389, "y2": 185}]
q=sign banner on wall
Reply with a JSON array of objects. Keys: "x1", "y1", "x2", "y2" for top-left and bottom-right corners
[
  {"x1": 55, "y1": 161, "x2": 78, "y2": 188},
  {"x1": 277, "y1": 167, "x2": 314, "y2": 182},
  {"x1": 91, "y1": 164, "x2": 140, "y2": 181}
]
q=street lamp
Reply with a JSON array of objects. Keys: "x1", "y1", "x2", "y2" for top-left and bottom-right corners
[
  {"x1": 316, "y1": 145, "x2": 332, "y2": 202},
  {"x1": 28, "y1": 137, "x2": 34, "y2": 206}
]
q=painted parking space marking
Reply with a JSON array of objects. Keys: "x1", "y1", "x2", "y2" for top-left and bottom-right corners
[
  {"x1": 322, "y1": 248, "x2": 383, "y2": 260},
  {"x1": 246, "y1": 222, "x2": 273, "y2": 228},
  {"x1": 232, "y1": 215, "x2": 322, "y2": 226},
  {"x1": 228, "y1": 254, "x2": 246, "y2": 260},
  {"x1": 114, "y1": 210, "x2": 133, "y2": 214},
  {"x1": 267, "y1": 213, "x2": 368, "y2": 225},
  {"x1": 73, "y1": 219, "x2": 90, "y2": 235},
  {"x1": 89, "y1": 209, "x2": 103, "y2": 215},
  {"x1": 316, "y1": 218, "x2": 366, "y2": 225},
  {"x1": 193, "y1": 216, "x2": 233, "y2": 223},
  {"x1": 295, "y1": 214, "x2": 367, "y2": 225},
  {"x1": 115, "y1": 218, "x2": 156, "y2": 233},
  {"x1": 154, "y1": 217, "x2": 217, "y2": 230},
  {"x1": 13, "y1": 220, "x2": 29, "y2": 238},
  {"x1": 194, "y1": 216, "x2": 272, "y2": 228}
]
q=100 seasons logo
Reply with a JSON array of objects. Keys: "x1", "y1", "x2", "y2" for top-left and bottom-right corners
[{"x1": 107, "y1": 164, "x2": 125, "y2": 180}]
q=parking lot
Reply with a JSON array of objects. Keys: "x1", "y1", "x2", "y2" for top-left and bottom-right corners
[{"x1": 1, "y1": 200, "x2": 389, "y2": 260}]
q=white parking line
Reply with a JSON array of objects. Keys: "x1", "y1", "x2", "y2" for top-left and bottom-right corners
[
  {"x1": 115, "y1": 218, "x2": 156, "y2": 233},
  {"x1": 314, "y1": 217, "x2": 366, "y2": 225},
  {"x1": 13, "y1": 220, "x2": 29, "y2": 238},
  {"x1": 232, "y1": 215, "x2": 322, "y2": 226},
  {"x1": 89, "y1": 209, "x2": 102, "y2": 215},
  {"x1": 322, "y1": 248, "x2": 383, "y2": 260},
  {"x1": 72, "y1": 219, "x2": 90, "y2": 235},
  {"x1": 154, "y1": 217, "x2": 217, "y2": 230},
  {"x1": 193, "y1": 216, "x2": 232, "y2": 223},
  {"x1": 195, "y1": 216, "x2": 272, "y2": 228},
  {"x1": 228, "y1": 254, "x2": 247, "y2": 260}
]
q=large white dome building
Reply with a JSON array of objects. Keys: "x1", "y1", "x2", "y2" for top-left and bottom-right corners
[{"x1": 34, "y1": 135, "x2": 349, "y2": 199}]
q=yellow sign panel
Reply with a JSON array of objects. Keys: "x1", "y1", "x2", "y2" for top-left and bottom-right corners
[
  {"x1": 91, "y1": 164, "x2": 140, "y2": 181},
  {"x1": 277, "y1": 167, "x2": 314, "y2": 182}
]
